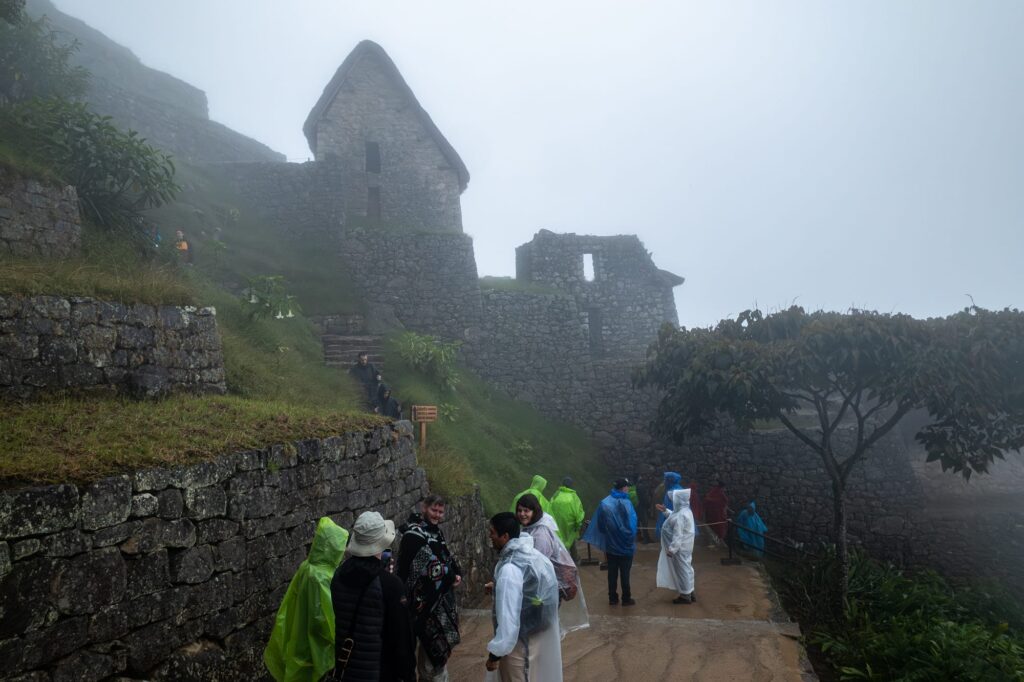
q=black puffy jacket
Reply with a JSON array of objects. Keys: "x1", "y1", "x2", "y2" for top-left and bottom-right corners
[{"x1": 331, "y1": 556, "x2": 416, "y2": 681}]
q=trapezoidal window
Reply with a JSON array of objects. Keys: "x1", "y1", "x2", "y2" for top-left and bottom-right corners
[
  {"x1": 582, "y1": 253, "x2": 595, "y2": 282},
  {"x1": 367, "y1": 187, "x2": 381, "y2": 224},
  {"x1": 365, "y1": 141, "x2": 381, "y2": 174}
]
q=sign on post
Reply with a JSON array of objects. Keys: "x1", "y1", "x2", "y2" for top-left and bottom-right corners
[{"x1": 411, "y1": 405, "x2": 438, "y2": 450}]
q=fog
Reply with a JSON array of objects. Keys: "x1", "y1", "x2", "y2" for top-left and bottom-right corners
[{"x1": 54, "y1": 1, "x2": 1024, "y2": 329}]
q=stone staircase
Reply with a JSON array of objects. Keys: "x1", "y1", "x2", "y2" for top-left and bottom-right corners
[{"x1": 322, "y1": 334, "x2": 386, "y2": 371}]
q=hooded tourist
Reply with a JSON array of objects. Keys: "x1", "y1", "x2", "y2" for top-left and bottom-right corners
[
  {"x1": 510, "y1": 474, "x2": 551, "y2": 514},
  {"x1": 331, "y1": 511, "x2": 416, "y2": 681},
  {"x1": 516, "y1": 494, "x2": 589, "y2": 637},
  {"x1": 655, "y1": 472, "x2": 683, "y2": 539},
  {"x1": 396, "y1": 495, "x2": 462, "y2": 681},
  {"x1": 264, "y1": 517, "x2": 349, "y2": 682},
  {"x1": 736, "y1": 501, "x2": 768, "y2": 557},
  {"x1": 581, "y1": 479, "x2": 638, "y2": 605},
  {"x1": 656, "y1": 489, "x2": 697, "y2": 604},
  {"x1": 703, "y1": 482, "x2": 730, "y2": 542},
  {"x1": 549, "y1": 476, "x2": 585, "y2": 560},
  {"x1": 484, "y1": 512, "x2": 563, "y2": 681},
  {"x1": 378, "y1": 385, "x2": 403, "y2": 420}
]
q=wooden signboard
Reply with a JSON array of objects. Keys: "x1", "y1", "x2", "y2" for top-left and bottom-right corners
[{"x1": 411, "y1": 405, "x2": 438, "y2": 450}]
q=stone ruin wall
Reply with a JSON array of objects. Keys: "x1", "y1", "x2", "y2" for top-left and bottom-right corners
[
  {"x1": 0, "y1": 423, "x2": 493, "y2": 681},
  {"x1": 0, "y1": 294, "x2": 226, "y2": 400},
  {"x1": 0, "y1": 169, "x2": 82, "y2": 261},
  {"x1": 312, "y1": 50, "x2": 464, "y2": 234},
  {"x1": 213, "y1": 159, "x2": 346, "y2": 237}
]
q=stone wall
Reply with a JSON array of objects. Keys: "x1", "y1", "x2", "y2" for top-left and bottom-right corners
[
  {"x1": 464, "y1": 288, "x2": 592, "y2": 419},
  {"x1": 0, "y1": 425, "x2": 429, "y2": 680},
  {"x1": 212, "y1": 160, "x2": 346, "y2": 236},
  {"x1": 338, "y1": 229, "x2": 483, "y2": 340},
  {"x1": 0, "y1": 422, "x2": 494, "y2": 680},
  {"x1": 310, "y1": 47, "x2": 464, "y2": 233},
  {"x1": 0, "y1": 295, "x2": 225, "y2": 400},
  {"x1": 0, "y1": 169, "x2": 81, "y2": 260},
  {"x1": 515, "y1": 230, "x2": 681, "y2": 358}
]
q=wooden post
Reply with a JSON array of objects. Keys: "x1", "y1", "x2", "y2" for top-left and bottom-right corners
[{"x1": 411, "y1": 405, "x2": 437, "y2": 451}]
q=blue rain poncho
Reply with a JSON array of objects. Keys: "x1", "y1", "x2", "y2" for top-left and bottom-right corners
[
  {"x1": 736, "y1": 501, "x2": 768, "y2": 556},
  {"x1": 655, "y1": 472, "x2": 683, "y2": 539},
  {"x1": 581, "y1": 489, "x2": 637, "y2": 556}
]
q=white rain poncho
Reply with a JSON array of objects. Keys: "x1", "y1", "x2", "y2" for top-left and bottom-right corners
[
  {"x1": 656, "y1": 488, "x2": 695, "y2": 596},
  {"x1": 522, "y1": 513, "x2": 589, "y2": 638},
  {"x1": 488, "y1": 534, "x2": 563, "y2": 681}
]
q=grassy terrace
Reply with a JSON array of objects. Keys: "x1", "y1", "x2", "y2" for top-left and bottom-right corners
[{"x1": 0, "y1": 396, "x2": 384, "y2": 486}]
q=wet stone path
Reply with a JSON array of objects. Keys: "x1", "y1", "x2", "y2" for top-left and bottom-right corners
[{"x1": 448, "y1": 541, "x2": 814, "y2": 681}]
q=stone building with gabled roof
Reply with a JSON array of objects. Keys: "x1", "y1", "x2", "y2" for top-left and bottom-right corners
[{"x1": 303, "y1": 40, "x2": 469, "y2": 233}]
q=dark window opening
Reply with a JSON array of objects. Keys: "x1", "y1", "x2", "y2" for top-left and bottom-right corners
[
  {"x1": 367, "y1": 187, "x2": 381, "y2": 224},
  {"x1": 365, "y1": 141, "x2": 381, "y2": 174},
  {"x1": 587, "y1": 308, "x2": 605, "y2": 356}
]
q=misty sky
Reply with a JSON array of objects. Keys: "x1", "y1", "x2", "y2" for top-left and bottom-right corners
[{"x1": 54, "y1": 1, "x2": 1024, "y2": 329}]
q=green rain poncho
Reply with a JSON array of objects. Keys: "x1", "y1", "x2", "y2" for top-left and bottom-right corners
[
  {"x1": 549, "y1": 485, "x2": 585, "y2": 549},
  {"x1": 264, "y1": 517, "x2": 349, "y2": 682},
  {"x1": 511, "y1": 474, "x2": 551, "y2": 514}
]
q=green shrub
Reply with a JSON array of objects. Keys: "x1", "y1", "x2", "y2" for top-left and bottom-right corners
[
  {"x1": 242, "y1": 274, "x2": 301, "y2": 321},
  {"x1": 777, "y1": 547, "x2": 1024, "y2": 681},
  {"x1": 0, "y1": 98, "x2": 179, "y2": 232},
  {"x1": 394, "y1": 331, "x2": 461, "y2": 391},
  {"x1": 0, "y1": 9, "x2": 87, "y2": 104}
]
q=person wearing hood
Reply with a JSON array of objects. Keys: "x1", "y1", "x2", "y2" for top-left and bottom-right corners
[
  {"x1": 516, "y1": 494, "x2": 589, "y2": 638},
  {"x1": 331, "y1": 511, "x2": 416, "y2": 681},
  {"x1": 484, "y1": 512, "x2": 563, "y2": 681},
  {"x1": 549, "y1": 477, "x2": 585, "y2": 561},
  {"x1": 656, "y1": 489, "x2": 697, "y2": 604},
  {"x1": 396, "y1": 495, "x2": 462, "y2": 682},
  {"x1": 736, "y1": 501, "x2": 768, "y2": 557},
  {"x1": 581, "y1": 479, "x2": 638, "y2": 606},
  {"x1": 510, "y1": 474, "x2": 552, "y2": 515},
  {"x1": 264, "y1": 517, "x2": 350, "y2": 682},
  {"x1": 378, "y1": 385, "x2": 403, "y2": 420},
  {"x1": 655, "y1": 472, "x2": 684, "y2": 540}
]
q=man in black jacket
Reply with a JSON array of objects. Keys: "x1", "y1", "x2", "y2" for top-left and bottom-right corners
[
  {"x1": 347, "y1": 352, "x2": 380, "y2": 407},
  {"x1": 331, "y1": 511, "x2": 416, "y2": 681}
]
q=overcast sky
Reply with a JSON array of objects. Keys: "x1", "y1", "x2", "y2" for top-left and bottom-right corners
[{"x1": 53, "y1": 1, "x2": 1024, "y2": 328}]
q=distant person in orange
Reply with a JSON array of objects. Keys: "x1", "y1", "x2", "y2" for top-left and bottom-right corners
[{"x1": 174, "y1": 230, "x2": 192, "y2": 263}]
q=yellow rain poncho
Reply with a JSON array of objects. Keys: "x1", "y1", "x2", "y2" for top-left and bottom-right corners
[
  {"x1": 264, "y1": 517, "x2": 349, "y2": 682},
  {"x1": 511, "y1": 474, "x2": 552, "y2": 513}
]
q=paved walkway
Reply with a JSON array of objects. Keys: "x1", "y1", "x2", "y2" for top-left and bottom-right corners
[{"x1": 448, "y1": 541, "x2": 813, "y2": 681}]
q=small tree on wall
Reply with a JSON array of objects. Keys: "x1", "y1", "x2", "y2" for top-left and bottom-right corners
[{"x1": 635, "y1": 305, "x2": 1024, "y2": 610}]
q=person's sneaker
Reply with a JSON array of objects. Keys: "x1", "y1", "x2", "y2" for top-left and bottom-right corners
[
  {"x1": 621, "y1": 598, "x2": 636, "y2": 606},
  {"x1": 689, "y1": 592, "x2": 697, "y2": 603},
  {"x1": 672, "y1": 595, "x2": 692, "y2": 604},
  {"x1": 609, "y1": 598, "x2": 619, "y2": 605}
]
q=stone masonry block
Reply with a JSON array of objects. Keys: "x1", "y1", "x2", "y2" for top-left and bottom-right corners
[
  {"x1": 53, "y1": 548, "x2": 127, "y2": 616},
  {"x1": 0, "y1": 484, "x2": 79, "y2": 539},
  {"x1": 184, "y1": 486, "x2": 227, "y2": 520},
  {"x1": 80, "y1": 476, "x2": 132, "y2": 531}
]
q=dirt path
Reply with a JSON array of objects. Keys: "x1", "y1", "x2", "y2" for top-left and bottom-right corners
[{"x1": 447, "y1": 541, "x2": 813, "y2": 681}]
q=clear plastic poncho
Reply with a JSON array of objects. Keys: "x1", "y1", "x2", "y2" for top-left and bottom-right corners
[
  {"x1": 488, "y1": 534, "x2": 563, "y2": 680},
  {"x1": 656, "y1": 489, "x2": 695, "y2": 595},
  {"x1": 522, "y1": 514, "x2": 589, "y2": 637},
  {"x1": 264, "y1": 517, "x2": 350, "y2": 682}
]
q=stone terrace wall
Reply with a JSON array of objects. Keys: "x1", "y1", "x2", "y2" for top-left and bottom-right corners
[
  {"x1": 464, "y1": 289, "x2": 592, "y2": 420},
  {"x1": 437, "y1": 486, "x2": 495, "y2": 608},
  {"x1": 0, "y1": 295, "x2": 225, "y2": 399},
  {"x1": 338, "y1": 229, "x2": 483, "y2": 340},
  {"x1": 0, "y1": 169, "x2": 82, "y2": 260},
  {"x1": 212, "y1": 160, "x2": 346, "y2": 237},
  {"x1": 0, "y1": 425, "x2": 431, "y2": 680}
]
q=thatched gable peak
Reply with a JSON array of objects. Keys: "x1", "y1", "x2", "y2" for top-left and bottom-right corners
[{"x1": 303, "y1": 40, "x2": 470, "y2": 191}]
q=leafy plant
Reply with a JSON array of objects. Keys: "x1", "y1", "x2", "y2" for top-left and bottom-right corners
[
  {"x1": 0, "y1": 98, "x2": 179, "y2": 232},
  {"x1": 242, "y1": 275, "x2": 301, "y2": 321},
  {"x1": 0, "y1": 9, "x2": 87, "y2": 104},
  {"x1": 394, "y1": 331, "x2": 461, "y2": 391},
  {"x1": 439, "y1": 402, "x2": 459, "y2": 423}
]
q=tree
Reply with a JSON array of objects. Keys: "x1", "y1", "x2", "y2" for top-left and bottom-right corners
[
  {"x1": 635, "y1": 306, "x2": 1024, "y2": 608},
  {"x1": 0, "y1": 8, "x2": 88, "y2": 104}
]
